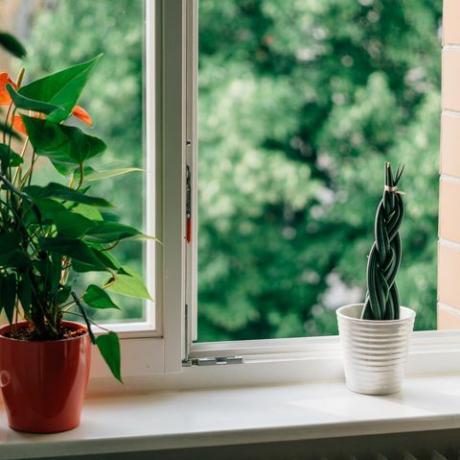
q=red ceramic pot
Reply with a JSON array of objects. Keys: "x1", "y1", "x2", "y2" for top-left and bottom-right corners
[{"x1": 0, "y1": 321, "x2": 91, "y2": 433}]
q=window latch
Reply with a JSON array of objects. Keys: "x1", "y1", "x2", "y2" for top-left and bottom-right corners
[{"x1": 183, "y1": 356, "x2": 244, "y2": 367}]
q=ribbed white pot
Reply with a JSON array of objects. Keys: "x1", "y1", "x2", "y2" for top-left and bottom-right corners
[{"x1": 336, "y1": 304, "x2": 416, "y2": 395}]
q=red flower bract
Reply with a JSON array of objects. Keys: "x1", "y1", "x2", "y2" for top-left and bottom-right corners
[
  {"x1": 0, "y1": 73, "x2": 17, "y2": 106},
  {"x1": 72, "y1": 105, "x2": 93, "y2": 126}
]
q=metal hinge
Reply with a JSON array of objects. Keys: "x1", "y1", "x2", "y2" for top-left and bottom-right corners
[{"x1": 182, "y1": 356, "x2": 244, "y2": 367}]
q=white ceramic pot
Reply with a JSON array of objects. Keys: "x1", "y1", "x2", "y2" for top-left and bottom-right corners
[{"x1": 336, "y1": 303, "x2": 416, "y2": 395}]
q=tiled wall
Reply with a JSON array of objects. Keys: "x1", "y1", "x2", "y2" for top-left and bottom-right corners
[{"x1": 438, "y1": 0, "x2": 460, "y2": 328}]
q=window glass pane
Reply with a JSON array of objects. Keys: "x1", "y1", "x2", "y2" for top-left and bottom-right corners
[
  {"x1": 4, "y1": 0, "x2": 146, "y2": 323},
  {"x1": 198, "y1": 0, "x2": 441, "y2": 341}
]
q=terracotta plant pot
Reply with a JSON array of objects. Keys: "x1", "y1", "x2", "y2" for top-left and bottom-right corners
[{"x1": 0, "y1": 321, "x2": 91, "y2": 433}]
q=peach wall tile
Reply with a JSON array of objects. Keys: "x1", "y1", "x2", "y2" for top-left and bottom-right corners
[
  {"x1": 441, "y1": 113, "x2": 460, "y2": 176},
  {"x1": 438, "y1": 242, "x2": 460, "y2": 308},
  {"x1": 438, "y1": 178, "x2": 460, "y2": 242},
  {"x1": 442, "y1": 50, "x2": 460, "y2": 111},
  {"x1": 438, "y1": 303, "x2": 460, "y2": 330},
  {"x1": 443, "y1": 0, "x2": 460, "y2": 45}
]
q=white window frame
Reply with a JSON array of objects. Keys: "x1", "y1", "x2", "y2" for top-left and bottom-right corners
[
  {"x1": 91, "y1": 0, "x2": 460, "y2": 391},
  {"x1": 91, "y1": 0, "x2": 188, "y2": 383}
]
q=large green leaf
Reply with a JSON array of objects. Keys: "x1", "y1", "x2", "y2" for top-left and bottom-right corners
[
  {"x1": 22, "y1": 117, "x2": 107, "y2": 174},
  {"x1": 33, "y1": 197, "x2": 67, "y2": 217},
  {"x1": 7, "y1": 85, "x2": 61, "y2": 114},
  {"x1": 31, "y1": 195, "x2": 108, "y2": 239},
  {"x1": 83, "y1": 285, "x2": 119, "y2": 310},
  {"x1": 84, "y1": 222, "x2": 141, "y2": 243},
  {"x1": 96, "y1": 331, "x2": 122, "y2": 382},
  {"x1": 72, "y1": 203, "x2": 104, "y2": 221},
  {"x1": 106, "y1": 267, "x2": 151, "y2": 300},
  {"x1": 53, "y1": 210, "x2": 95, "y2": 238},
  {"x1": 19, "y1": 55, "x2": 101, "y2": 123},
  {"x1": 71, "y1": 247, "x2": 120, "y2": 273},
  {"x1": 56, "y1": 286, "x2": 71, "y2": 305},
  {"x1": 0, "y1": 32, "x2": 26, "y2": 58},
  {"x1": 25, "y1": 183, "x2": 111, "y2": 207},
  {"x1": 40, "y1": 237, "x2": 108, "y2": 270},
  {"x1": 23, "y1": 197, "x2": 65, "y2": 226},
  {"x1": 0, "y1": 233, "x2": 29, "y2": 268}
]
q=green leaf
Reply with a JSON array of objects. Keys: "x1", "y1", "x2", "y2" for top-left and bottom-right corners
[
  {"x1": 40, "y1": 237, "x2": 108, "y2": 270},
  {"x1": 106, "y1": 267, "x2": 151, "y2": 300},
  {"x1": 0, "y1": 233, "x2": 29, "y2": 268},
  {"x1": 19, "y1": 54, "x2": 101, "y2": 123},
  {"x1": 0, "y1": 273, "x2": 16, "y2": 323},
  {"x1": 96, "y1": 332, "x2": 122, "y2": 382},
  {"x1": 23, "y1": 197, "x2": 65, "y2": 226},
  {"x1": 83, "y1": 285, "x2": 119, "y2": 310},
  {"x1": 25, "y1": 182, "x2": 111, "y2": 207},
  {"x1": 72, "y1": 203, "x2": 104, "y2": 221},
  {"x1": 0, "y1": 143, "x2": 23, "y2": 169},
  {"x1": 21, "y1": 117, "x2": 107, "y2": 174},
  {"x1": 56, "y1": 286, "x2": 71, "y2": 305},
  {"x1": 53, "y1": 210, "x2": 95, "y2": 238},
  {"x1": 84, "y1": 222, "x2": 141, "y2": 243},
  {"x1": 85, "y1": 168, "x2": 143, "y2": 182},
  {"x1": 7, "y1": 85, "x2": 61, "y2": 114},
  {"x1": 0, "y1": 32, "x2": 26, "y2": 58},
  {"x1": 68, "y1": 247, "x2": 120, "y2": 273},
  {"x1": 33, "y1": 197, "x2": 67, "y2": 217}
]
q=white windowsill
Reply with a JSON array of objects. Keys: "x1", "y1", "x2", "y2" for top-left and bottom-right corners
[{"x1": 3, "y1": 374, "x2": 460, "y2": 459}]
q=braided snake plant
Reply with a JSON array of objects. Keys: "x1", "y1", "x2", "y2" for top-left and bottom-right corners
[{"x1": 361, "y1": 162, "x2": 404, "y2": 321}]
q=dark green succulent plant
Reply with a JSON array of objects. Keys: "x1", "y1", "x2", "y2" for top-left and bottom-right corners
[{"x1": 362, "y1": 162, "x2": 404, "y2": 320}]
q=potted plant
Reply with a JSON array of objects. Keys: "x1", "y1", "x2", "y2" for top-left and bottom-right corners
[
  {"x1": 336, "y1": 162, "x2": 416, "y2": 395},
  {"x1": 0, "y1": 34, "x2": 151, "y2": 432}
]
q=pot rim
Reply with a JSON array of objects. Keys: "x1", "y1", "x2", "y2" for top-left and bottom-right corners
[
  {"x1": 336, "y1": 303, "x2": 416, "y2": 324},
  {"x1": 0, "y1": 320, "x2": 88, "y2": 343}
]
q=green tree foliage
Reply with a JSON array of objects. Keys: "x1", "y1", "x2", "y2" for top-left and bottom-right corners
[
  {"x1": 198, "y1": 0, "x2": 441, "y2": 340},
  {"x1": 23, "y1": 0, "x2": 145, "y2": 321},
  {"x1": 25, "y1": 0, "x2": 441, "y2": 340}
]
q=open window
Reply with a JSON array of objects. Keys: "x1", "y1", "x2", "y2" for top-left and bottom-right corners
[
  {"x1": 184, "y1": 0, "x2": 456, "y2": 367},
  {"x1": 3, "y1": 0, "x2": 459, "y2": 385}
]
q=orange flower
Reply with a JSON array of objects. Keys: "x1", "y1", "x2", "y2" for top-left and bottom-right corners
[
  {"x1": 0, "y1": 72, "x2": 17, "y2": 106},
  {"x1": 11, "y1": 105, "x2": 92, "y2": 137},
  {"x1": 12, "y1": 115, "x2": 27, "y2": 135},
  {"x1": 72, "y1": 105, "x2": 93, "y2": 126},
  {"x1": 1, "y1": 71, "x2": 92, "y2": 134}
]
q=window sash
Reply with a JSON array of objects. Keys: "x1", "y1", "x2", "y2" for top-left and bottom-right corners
[
  {"x1": 91, "y1": 0, "x2": 187, "y2": 381},
  {"x1": 182, "y1": 0, "x2": 456, "y2": 364}
]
